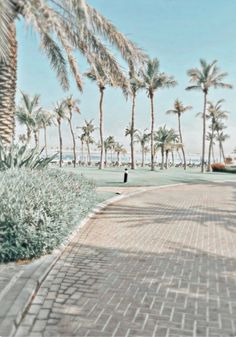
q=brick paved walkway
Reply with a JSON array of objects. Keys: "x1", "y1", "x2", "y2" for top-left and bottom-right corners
[{"x1": 15, "y1": 183, "x2": 236, "y2": 337}]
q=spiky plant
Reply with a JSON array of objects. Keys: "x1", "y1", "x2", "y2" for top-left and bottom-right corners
[
  {"x1": 186, "y1": 59, "x2": 232, "y2": 172},
  {"x1": 166, "y1": 99, "x2": 192, "y2": 170},
  {"x1": 140, "y1": 58, "x2": 177, "y2": 171},
  {"x1": 0, "y1": 0, "x2": 146, "y2": 144}
]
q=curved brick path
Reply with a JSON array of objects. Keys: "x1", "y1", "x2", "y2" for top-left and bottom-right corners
[{"x1": 15, "y1": 183, "x2": 236, "y2": 337}]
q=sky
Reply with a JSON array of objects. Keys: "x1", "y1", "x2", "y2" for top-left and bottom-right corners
[{"x1": 16, "y1": 0, "x2": 236, "y2": 156}]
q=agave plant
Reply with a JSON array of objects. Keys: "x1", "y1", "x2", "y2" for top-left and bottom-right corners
[{"x1": 0, "y1": 143, "x2": 57, "y2": 171}]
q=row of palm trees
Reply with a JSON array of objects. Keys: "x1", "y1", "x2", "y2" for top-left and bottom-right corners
[{"x1": 0, "y1": 3, "x2": 233, "y2": 173}]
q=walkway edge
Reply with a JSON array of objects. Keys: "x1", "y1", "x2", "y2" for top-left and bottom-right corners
[{"x1": 6, "y1": 183, "x2": 184, "y2": 337}]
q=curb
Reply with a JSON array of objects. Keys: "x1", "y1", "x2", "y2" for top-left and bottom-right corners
[{"x1": 7, "y1": 183, "x2": 184, "y2": 337}]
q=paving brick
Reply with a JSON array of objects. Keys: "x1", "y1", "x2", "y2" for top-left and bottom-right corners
[{"x1": 14, "y1": 183, "x2": 236, "y2": 337}]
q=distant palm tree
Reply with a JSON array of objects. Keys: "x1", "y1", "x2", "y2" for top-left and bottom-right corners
[
  {"x1": 64, "y1": 96, "x2": 80, "y2": 167},
  {"x1": 104, "y1": 136, "x2": 115, "y2": 166},
  {"x1": 127, "y1": 67, "x2": 144, "y2": 169},
  {"x1": 16, "y1": 92, "x2": 42, "y2": 146},
  {"x1": 37, "y1": 110, "x2": 53, "y2": 156},
  {"x1": 54, "y1": 101, "x2": 67, "y2": 167},
  {"x1": 140, "y1": 58, "x2": 177, "y2": 171},
  {"x1": 134, "y1": 129, "x2": 150, "y2": 167},
  {"x1": 166, "y1": 99, "x2": 192, "y2": 170},
  {"x1": 80, "y1": 120, "x2": 96, "y2": 164},
  {"x1": 186, "y1": 59, "x2": 232, "y2": 172},
  {"x1": 155, "y1": 126, "x2": 178, "y2": 170},
  {"x1": 0, "y1": 0, "x2": 146, "y2": 144},
  {"x1": 206, "y1": 99, "x2": 228, "y2": 170},
  {"x1": 216, "y1": 130, "x2": 229, "y2": 162},
  {"x1": 114, "y1": 142, "x2": 127, "y2": 166}
]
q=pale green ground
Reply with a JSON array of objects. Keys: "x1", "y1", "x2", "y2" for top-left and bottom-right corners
[{"x1": 63, "y1": 166, "x2": 236, "y2": 202}]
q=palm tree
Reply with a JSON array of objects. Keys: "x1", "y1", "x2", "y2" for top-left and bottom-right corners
[
  {"x1": 127, "y1": 67, "x2": 144, "y2": 169},
  {"x1": 64, "y1": 96, "x2": 80, "y2": 167},
  {"x1": 37, "y1": 110, "x2": 53, "y2": 155},
  {"x1": 16, "y1": 92, "x2": 42, "y2": 145},
  {"x1": 166, "y1": 99, "x2": 192, "y2": 170},
  {"x1": 114, "y1": 142, "x2": 127, "y2": 166},
  {"x1": 85, "y1": 63, "x2": 127, "y2": 170},
  {"x1": 0, "y1": 1, "x2": 146, "y2": 144},
  {"x1": 140, "y1": 58, "x2": 177, "y2": 171},
  {"x1": 80, "y1": 120, "x2": 96, "y2": 164},
  {"x1": 216, "y1": 130, "x2": 229, "y2": 162},
  {"x1": 154, "y1": 126, "x2": 178, "y2": 170},
  {"x1": 103, "y1": 136, "x2": 115, "y2": 167},
  {"x1": 206, "y1": 99, "x2": 228, "y2": 170},
  {"x1": 134, "y1": 129, "x2": 150, "y2": 167},
  {"x1": 186, "y1": 59, "x2": 232, "y2": 172},
  {"x1": 53, "y1": 101, "x2": 67, "y2": 167}
]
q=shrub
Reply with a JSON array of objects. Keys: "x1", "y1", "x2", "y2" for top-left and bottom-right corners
[
  {"x1": 0, "y1": 143, "x2": 57, "y2": 171},
  {"x1": 0, "y1": 169, "x2": 96, "y2": 263}
]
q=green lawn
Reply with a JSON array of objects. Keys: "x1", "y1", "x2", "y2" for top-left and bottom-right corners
[{"x1": 63, "y1": 166, "x2": 236, "y2": 188}]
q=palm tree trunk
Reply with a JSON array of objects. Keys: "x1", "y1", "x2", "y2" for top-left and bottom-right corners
[
  {"x1": 171, "y1": 150, "x2": 174, "y2": 166},
  {"x1": 207, "y1": 121, "x2": 214, "y2": 171},
  {"x1": 161, "y1": 147, "x2": 164, "y2": 170},
  {"x1": 68, "y1": 115, "x2": 76, "y2": 168},
  {"x1": 0, "y1": 22, "x2": 17, "y2": 144},
  {"x1": 212, "y1": 144, "x2": 215, "y2": 163},
  {"x1": 34, "y1": 130, "x2": 38, "y2": 147},
  {"x1": 99, "y1": 86, "x2": 105, "y2": 170},
  {"x1": 117, "y1": 152, "x2": 120, "y2": 166},
  {"x1": 58, "y1": 121, "x2": 63, "y2": 167},
  {"x1": 105, "y1": 149, "x2": 107, "y2": 167},
  {"x1": 87, "y1": 142, "x2": 91, "y2": 164},
  {"x1": 220, "y1": 142, "x2": 225, "y2": 162},
  {"x1": 131, "y1": 93, "x2": 136, "y2": 169},
  {"x1": 165, "y1": 150, "x2": 169, "y2": 169},
  {"x1": 201, "y1": 91, "x2": 207, "y2": 172},
  {"x1": 141, "y1": 146, "x2": 145, "y2": 167},
  {"x1": 150, "y1": 92, "x2": 155, "y2": 171},
  {"x1": 178, "y1": 114, "x2": 186, "y2": 170},
  {"x1": 44, "y1": 126, "x2": 48, "y2": 156},
  {"x1": 80, "y1": 140, "x2": 84, "y2": 163}
]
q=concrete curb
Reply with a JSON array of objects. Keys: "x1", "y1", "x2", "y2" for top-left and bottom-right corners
[{"x1": 2, "y1": 183, "x2": 184, "y2": 337}]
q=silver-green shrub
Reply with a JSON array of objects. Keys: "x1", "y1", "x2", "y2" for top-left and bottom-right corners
[{"x1": 0, "y1": 169, "x2": 96, "y2": 263}]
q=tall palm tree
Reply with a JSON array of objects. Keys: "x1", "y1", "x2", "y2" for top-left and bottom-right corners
[
  {"x1": 16, "y1": 92, "x2": 42, "y2": 145},
  {"x1": 0, "y1": 1, "x2": 146, "y2": 144},
  {"x1": 140, "y1": 58, "x2": 177, "y2": 171},
  {"x1": 114, "y1": 142, "x2": 127, "y2": 166},
  {"x1": 85, "y1": 63, "x2": 127, "y2": 169},
  {"x1": 127, "y1": 67, "x2": 144, "y2": 169},
  {"x1": 134, "y1": 129, "x2": 150, "y2": 167},
  {"x1": 166, "y1": 99, "x2": 192, "y2": 170},
  {"x1": 186, "y1": 59, "x2": 232, "y2": 172},
  {"x1": 206, "y1": 99, "x2": 228, "y2": 170},
  {"x1": 80, "y1": 119, "x2": 96, "y2": 164},
  {"x1": 64, "y1": 96, "x2": 80, "y2": 167},
  {"x1": 53, "y1": 101, "x2": 67, "y2": 167}
]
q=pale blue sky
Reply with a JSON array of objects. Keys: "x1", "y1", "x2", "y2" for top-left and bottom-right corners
[{"x1": 16, "y1": 0, "x2": 236, "y2": 155}]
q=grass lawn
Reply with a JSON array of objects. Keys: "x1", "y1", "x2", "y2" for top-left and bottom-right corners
[{"x1": 63, "y1": 166, "x2": 236, "y2": 188}]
